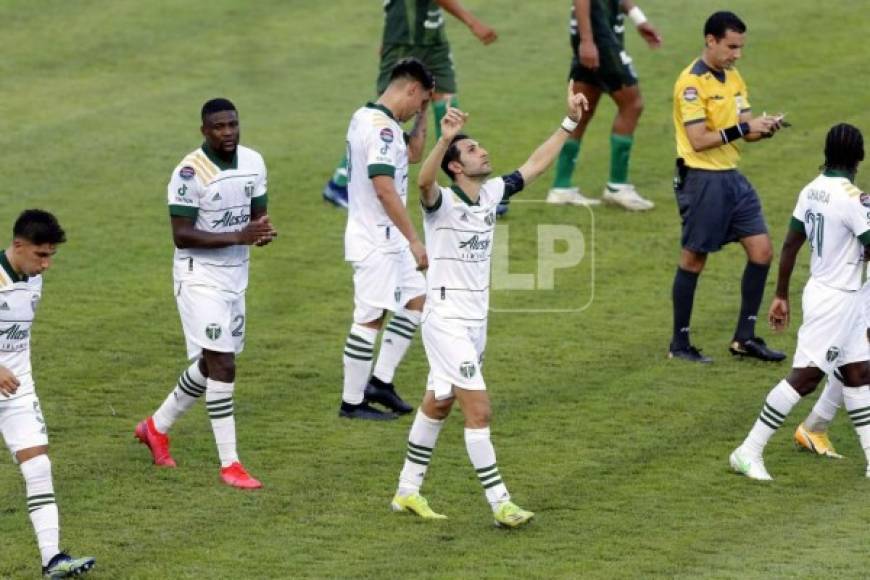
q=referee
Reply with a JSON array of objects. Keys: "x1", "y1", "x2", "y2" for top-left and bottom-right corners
[{"x1": 669, "y1": 11, "x2": 785, "y2": 363}]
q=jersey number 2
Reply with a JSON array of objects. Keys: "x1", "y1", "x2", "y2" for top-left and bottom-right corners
[{"x1": 805, "y1": 211, "x2": 824, "y2": 257}]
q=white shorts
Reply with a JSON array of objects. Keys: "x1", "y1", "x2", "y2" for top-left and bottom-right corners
[
  {"x1": 862, "y1": 283, "x2": 870, "y2": 329},
  {"x1": 422, "y1": 311, "x2": 487, "y2": 400},
  {"x1": 351, "y1": 249, "x2": 426, "y2": 324},
  {"x1": 794, "y1": 278, "x2": 869, "y2": 372},
  {"x1": 176, "y1": 282, "x2": 246, "y2": 360},
  {"x1": 0, "y1": 394, "x2": 48, "y2": 458}
]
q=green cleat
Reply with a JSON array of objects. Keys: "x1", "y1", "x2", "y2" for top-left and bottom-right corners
[
  {"x1": 493, "y1": 501, "x2": 535, "y2": 529},
  {"x1": 43, "y1": 552, "x2": 95, "y2": 578},
  {"x1": 390, "y1": 493, "x2": 447, "y2": 520}
]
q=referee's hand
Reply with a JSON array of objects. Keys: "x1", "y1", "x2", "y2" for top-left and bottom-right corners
[{"x1": 768, "y1": 297, "x2": 789, "y2": 332}]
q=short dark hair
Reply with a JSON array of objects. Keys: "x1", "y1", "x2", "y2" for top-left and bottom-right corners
[
  {"x1": 704, "y1": 11, "x2": 746, "y2": 39},
  {"x1": 201, "y1": 98, "x2": 237, "y2": 122},
  {"x1": 824, "y1": 123, "x2": 864, "y2": 173},
  {"x1": 441, "y1": 133, "x2": 470, "y2": 181},
  {"x1": 389, "y1": 58, "x2": 435, "y2": 91},
  {"x1": 13, "y1": 210, "x2": 66, "y2": 245}
]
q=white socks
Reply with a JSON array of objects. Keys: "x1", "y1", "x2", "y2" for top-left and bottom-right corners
[
  {"x1": 342, "y1": 324, "x2": 377, "y2": 405},
  {"x1": 373, "y1": 309, "x2": 421, "y2": 384},
  {"x1": 804, "y1": 374, "x2": 843, "y2": 432},
  {"x1": 844, "y1": 385, "x2": 870, "y2": 468},
  {"x1": 397, "y1": 410, "x2": 445, "y2": 496},
  {"x1": 465, "y1": 427, "x2": 510, "y2": 510},
  {"x1": 205, "y1": 379, "x2": 238, "y2": 467},
  {"x1": 153, "y1": 360, "x2": 207, "y2": 433},
  {"x1": 742, "y1": 379, "x2": 802, "y2": 457},
  {"x1": 21, "y1": 455, "x2": 59, "y2": 566}
]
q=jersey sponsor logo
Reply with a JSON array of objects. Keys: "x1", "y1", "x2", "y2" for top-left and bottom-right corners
[
  {"x1": 0, "y1": 323, "x2": 30, "y2": 340},
  {"x1": 459, "y1": 235, "x2": 491, "y2": 251},
  {"x1": 177, "y1": 184, "x2": 189, "y2": 197},
  {"x1": 205, "y1": 323, "x2": 222, "y2": 341},
  {"x1": 210, "y1": 210, "x2": 251, "y2": 229},
  {"x1": 379, "y1": 128, "x2": 395, "y2": 143},
  {"x1": 459, "y1": 361, "x2": 476, "y2": 379},
  {"x1": 860, "y1": 193, "x2": 870, "y2": 208},
  {"x1": 179, "y1": 166, "x2": 196, "y2": 180},
  {"x1": 682, "y1": 87, "x2": 699, "y2": 102}
]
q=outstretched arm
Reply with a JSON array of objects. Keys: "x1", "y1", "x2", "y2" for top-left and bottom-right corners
[
  {"x1": 437, "y1": 0, "x2": 497, "y2": 44},
  {"x1": 768, "y1": 228, "x2": 806, "y2": 331},
  {"x1": 418, "y1": 107, "x2": 468, "y2": 207},
  {"x1": 517, "y1": 82, "x2": 589, "y2": 185}
]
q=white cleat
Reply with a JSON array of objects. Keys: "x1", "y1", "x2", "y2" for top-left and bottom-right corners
[
  {"x1": 730, "y1": 447, "x2": 773, "y2": 481},
  {"x1": 546, "y1": 187, "x2": 601, "y2": 206},
  {"x1": 602, "y1": 183, "x2": 655, "y2": 211}
]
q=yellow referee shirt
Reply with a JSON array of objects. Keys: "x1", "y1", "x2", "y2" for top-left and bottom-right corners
[{"x1": 673, "y1": 59, "x2": 751, "y2": 170}]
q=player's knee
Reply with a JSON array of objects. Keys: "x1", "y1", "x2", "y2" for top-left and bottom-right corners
[
  {"x1": 204, "y1": 352, "x2": 235, "y2": 382},
  {"x1": 465, "y1": 402, "x2": 491, "y2": 427},
  {"x1": 429, "y1": 396, "x2": 453, "y2": 419},
  {"x1": 405, "y1": 294, "x2": 425, "y2": 312}
]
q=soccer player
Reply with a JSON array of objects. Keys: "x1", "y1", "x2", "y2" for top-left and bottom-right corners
[
  {"x1": 0, "y1": 210, "x2": 95, "y2": 578},
  {"x1": 323, "y1": 0, "x2": 497, "y2": 209},
  {"x1": 135, "y1": 98, "x2": 277, "y2": 489},
  {"x1": 668, "y1": 11, "x2": 787, "y2": 363},
  {"x1": 730, "y1": 124, "x2": 870, "y2": 481},
  {"x1": 390, "y1": 83, "x2": 588, "y2": 527},
  {"x1": 339, "y1": 58, "x2": 434, "y2": 421},
  {"x1": 547, "y1": 0, "x2": 661, "y2": 211}
]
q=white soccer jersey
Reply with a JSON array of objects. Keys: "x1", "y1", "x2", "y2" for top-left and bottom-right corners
[
  {"x1": 0, "y1": 254, "x2": 42, "y2": 401},
  {"x1": 344, "y1": 103, "x2": 409, "y2": 262},
  {"x1": 790, "y1": 172, "x2": 870, "y2": 291},
  {"x1": 168, "y1": 144, "x2": 268, "y2": 294},
  {"x1": 422, "y1": 173, "x2": 524, "y2": 326}
]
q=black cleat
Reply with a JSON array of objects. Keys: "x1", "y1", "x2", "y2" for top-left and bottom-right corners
[
  {"x1": 339, "y1": 401, "x2": 397, "y2": 421},
  {"x1": 729, "y1": 337, "x2": 786, "y2": 362},
  {"x1": 668, "y1": 344, "x2": 713, "y2": 364},
  {"x1": 365, "y1": 377, "x2": 413, "y2": 415}
]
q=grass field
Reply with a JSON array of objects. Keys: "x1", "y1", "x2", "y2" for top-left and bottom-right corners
[{"x1": 2, "y1": 0, "x2": 870, "y2": 578}]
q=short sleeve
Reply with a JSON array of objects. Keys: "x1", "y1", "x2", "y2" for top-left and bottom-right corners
[
  {"x1": 676, "y1": 78, "x2": 706, "y2": 126},
  {"x1": 366, "y1": 119, "x2": 399, "y2": 178},
  {"x1": 167, "y1": 164, "x2": 202, "y2": 219},
  {"x1": 251, "y1": 156, "x2": 268, "y2": 211},
  {"x1": 735, "y1": 71, "x2": 751, "y2": 113},
  {"x1": 846, "y1": 190, "x2": 870, "y2": 244},
  {"x1": 501, "y1": 171, "x2": 525, "y2": 199}
]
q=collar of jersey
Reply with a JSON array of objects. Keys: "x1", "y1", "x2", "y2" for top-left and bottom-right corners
[
  {"x1": 201, "y1": 143, "x2": 238, "y2": 171},
  {"x1": 366, "y1": 101, "x2": 397, "y2": 122},
  {"x1": 0, "y1": 251, "x2": 27, "y2": 283},
  {"x1": 451, "y1": 184, "x2": 479, "y2": 206},
  {"x1": 823, "y1": 169, "x2": 854, "y2": 182},
  {"x1": 693, "y1": 58, "x2": 726, "y2": 83}
]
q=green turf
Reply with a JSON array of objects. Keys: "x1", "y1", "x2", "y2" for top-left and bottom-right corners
[{"x1": 1, "y1": 0, "x2": 869, "y2": 577}]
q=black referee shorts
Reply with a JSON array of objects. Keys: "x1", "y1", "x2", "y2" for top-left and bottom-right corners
[{"x1": 674, "y1": 166, "x2": 768, "y2": 253}]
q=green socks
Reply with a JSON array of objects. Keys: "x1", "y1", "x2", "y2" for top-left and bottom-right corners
[
  {"x1": 609, "y1": 133, "x2": 634, "y2": 184},
  {"x1": 552, "y1": 138, "x2": 581, "y2": 189},
  {"x1": 331, "y1": 153, "x2": 348, "y2": 187},
  {"x1": 432, "y1": 96, "x2": 458, "y2": 139}
]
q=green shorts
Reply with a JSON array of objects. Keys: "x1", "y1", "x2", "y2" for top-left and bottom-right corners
[
  {"x1": 569, "y1": 42, "x2": 637, "y2": 93},
  {"x1": 377, "y1": 43, "x2": 457, "y2": 95}
]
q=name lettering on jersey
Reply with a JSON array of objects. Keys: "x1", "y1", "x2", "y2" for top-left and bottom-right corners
[
  {"x1": 0, "y1": 324, "x2": 29, "y2": 341},
  {"x1": 807, "y1": 189, "x2": 830, "y2": 204},
  {"x1": 211, "y1": 210, "x2": 251, "y2": 229}
]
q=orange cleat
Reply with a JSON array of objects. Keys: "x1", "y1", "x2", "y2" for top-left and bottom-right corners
[
  {"x1": 134, "y1": 417, "x2": 177, "y2": 468},
  {"x1": 220, "y1": 462, "x2": 262, "y2": 490}
]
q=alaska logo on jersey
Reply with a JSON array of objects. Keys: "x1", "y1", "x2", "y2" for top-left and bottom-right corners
[
  {"x1": 459, "y1": 235, "x2": 491, "y2": 251},
  {"x1": 211, "y1": 210, "x2": 251, "y2": 229},
  {"x1": 0, "y1": 324, "x2": 30, "y2": 341}
]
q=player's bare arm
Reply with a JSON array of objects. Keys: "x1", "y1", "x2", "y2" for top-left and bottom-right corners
[
  {"x1": 620, "y1": 0, "x2": 662, "y2": 48},
  {"x1": 372, "y1": 175, "x2": 428, "y2": 271},
  {"x1": 171, "y1": 215, "x2": 276, "y2": 249},
  {"x1": 684, "y1": 113, "x2": 782, "y2": 152},
  {"x1": 407, "y1": 99, "x2": 431, "y2": 164},
  {"x1": 437, "y1": 0, "x2": 497, "y2": 45},
  {"x1": 0, "y1": 364, "x2": 20, "y2": 397},
  {"x1": 418, "y1": 107, "x2": 468, "y2": 206},
  {"x1": 518, "y1": 83, "x2": 589, "y2": 184},
  {"x1": 768, "y1": 228, "x2": 806, "y2": 331},
  {"x1": 574, "y1": 0, "x2": 598, "y2": 70}
]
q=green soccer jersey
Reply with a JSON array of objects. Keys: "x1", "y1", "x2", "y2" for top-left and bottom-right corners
[
  {"x1": 570, "y1": 0, "x2": 625, "y2": 48},
  {"x1": 382, "y1": 0, "x2": 447, "y2": 47}
]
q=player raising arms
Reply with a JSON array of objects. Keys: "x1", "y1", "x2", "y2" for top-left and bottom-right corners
[
  {"x1": 390, "y1": 83, "x2": 588, "y2": 527},
  {"x1": 135, "y1": 98, "x2": 277, "y2": 489},
  {"x1": 0, "y1": 210, "x2": 95, "y2": 578},
  {"x1": 730, "y1": 124, "x2": 870, "y2": 480}
]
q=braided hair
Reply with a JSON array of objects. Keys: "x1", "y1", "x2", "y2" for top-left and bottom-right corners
[{"x1": 824, "y1": 123, "x2": 864, "y2": 174}]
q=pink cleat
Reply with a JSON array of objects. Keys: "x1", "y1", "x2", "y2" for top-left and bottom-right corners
[
  {"x1": 134, "y1": 417, "x2": 177, "y2": 468},
  {"x1": 220, "y1": 462, "x2": 263, "y2": 490}
]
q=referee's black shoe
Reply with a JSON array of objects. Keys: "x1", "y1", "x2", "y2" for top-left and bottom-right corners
[
  {"x1": 339, "y1": 401, "x2": 397, "y2": 421},
  {"x1": 729, "y1": 337, "x2": 786, "y2": 362},
  {"x1": 365, "y1": 376, "x2": 413, "y2": 415},
  {"x1": 668, "y1": 344, "x2": 713, "y2": 364}
]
